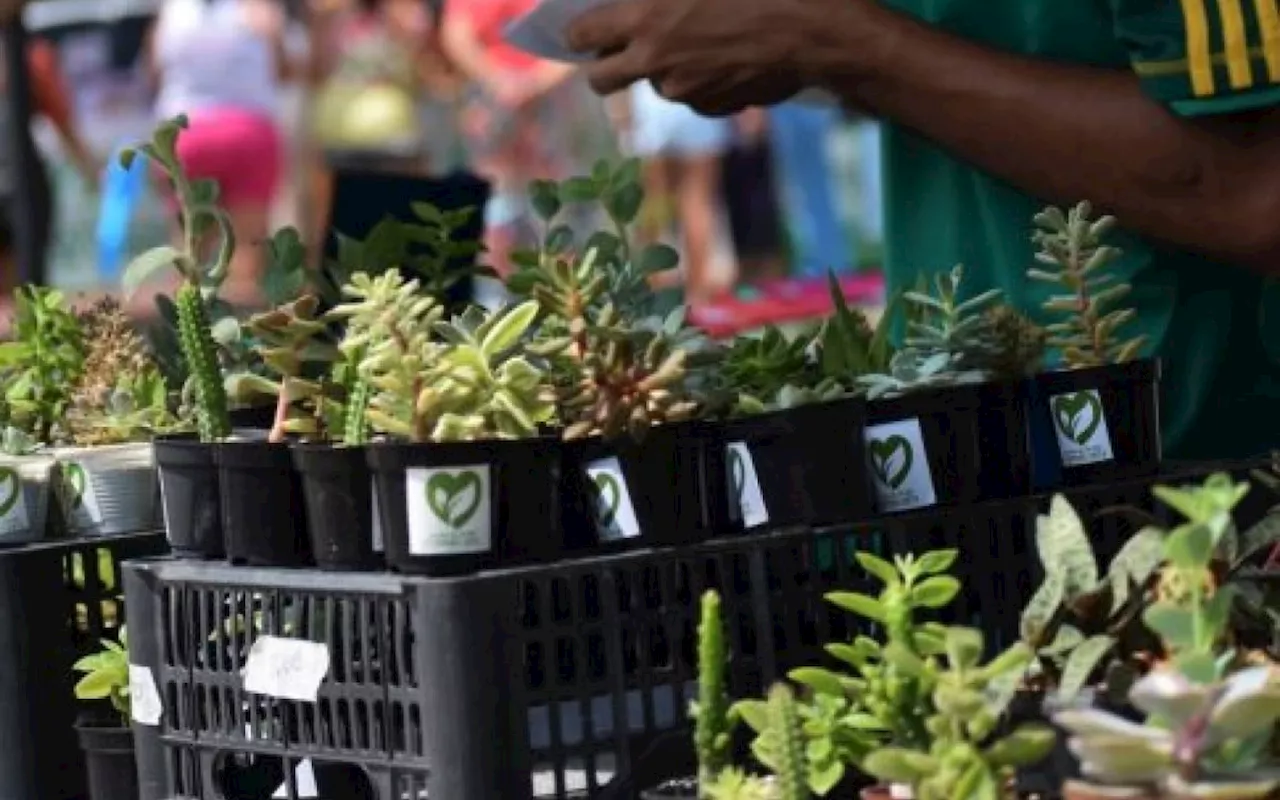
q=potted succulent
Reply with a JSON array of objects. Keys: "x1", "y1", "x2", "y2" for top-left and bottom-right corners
[
  {"x1": 509, "y1": 161, "x2": 736, "y2": 550},
  {"x1": 716, "y1": 322, "x2": 871, "y2": 531},
  {"x1": 56, "y1": 298, "x2": 180, "y2": 537},
  {"x1": 0, "y1": 284, "x2": 83, "y2": 543},
  {"x1": 71, "y1": 626, "x2": 139, "y2": 800},
  {"x1": 334, "y1": 270, "x2": 559, "y2": 575},
  {"x1": 1026, "y1": 201, "x2": 1159, "y2": 487}
]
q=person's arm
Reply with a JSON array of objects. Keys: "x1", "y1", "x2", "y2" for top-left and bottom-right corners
[
  {"x1": 27, "y1": 38, "x2": 98, "y2": 188},
  {"x1": 791, "y1": 0, "x2": 1280, "y2": 274},
  {"x1": 438, "y1": 1, "x2": 496, "y2": 88}
]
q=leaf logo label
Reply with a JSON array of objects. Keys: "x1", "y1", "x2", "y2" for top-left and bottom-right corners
[
  {"x1": 1049, "y1": 389, "x2": 1114, "y2": 467},
  {"x1": 863, "y1": 418, "x2": 936, "y2": 513},
  {"x1": 64, "y1": 463, "x2": 86, "y2": 511},
  {"x1": 585, "y1": 456, "x2": 641, "y2": 541},
  {"x1": 405, "y1": 465, "x2": 492, "y2": 556},
  {"x1": 0, "y1": 467, "x2": 20, "y2": 519},
  {"x1": 725, "y1": 442, "x2": 769, "y2": 528}
]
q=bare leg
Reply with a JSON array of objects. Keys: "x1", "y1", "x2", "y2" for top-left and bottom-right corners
[
  {"x1": 673, "y1": 153, "x2": 723, "y2": 303},
  {"x1": 220, "y1": 204, "x2": 271, "y2": 308}
]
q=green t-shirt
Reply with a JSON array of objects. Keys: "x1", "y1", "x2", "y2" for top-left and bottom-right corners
[{"x1": 881, "y1": 0, "x2": 1280, "y2": 459}]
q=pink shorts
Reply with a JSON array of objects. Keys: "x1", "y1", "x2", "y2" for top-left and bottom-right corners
[{"x1": 170, "y1": 108, "x2": 282, "y2": 209}]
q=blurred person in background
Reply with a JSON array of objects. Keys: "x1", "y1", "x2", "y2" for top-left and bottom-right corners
[
  {"x1": 148, "y1": 0, "x2": 299, "y2": 305},
  {"x1": 612, "y1": 80, "x2": 732, "y2": 304},
  {"x1": 441, "y1": 0, "x2": 577, "y2": 277},
  {"x1": 0, "y1": 27, "x2": 98, "y2": 295},
  {"x1": 767, "y1": 99, "x2": 851, "y2": 278}
]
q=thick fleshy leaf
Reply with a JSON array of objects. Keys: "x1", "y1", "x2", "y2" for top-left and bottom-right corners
[
  {"x1": 1036, "y1": 495, "x2": 1099, "y2": 594},
  {"x1": 480, "y1": 301, "x2": 539, "y2": 357},
  {"x1": 122, "y1": 246, "x2": 181, "y2": 297},
  {"x1": 1058, "y1": 635, "x2": 1116, "y2": 702},
  {"x1": 1207, "y1": 666, "x2": 1280, "y2": 742}
]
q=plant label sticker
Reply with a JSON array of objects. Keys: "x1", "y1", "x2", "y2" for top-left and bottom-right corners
[
  {"x1": 0, "y1": 466, "x2": 29, "y2": 537},
  {"x1": 369, "y1": 478, "x2": 384, "y2": 554},
  {"x1": 585, "y1": 457, "x2": 641, "y2": 541},
  {"x1": 128, "y1": 664, "x2": 163, "y2": 726},
  {"x1": 1050, "y1": 389, "x2": 1114, "y2": 467},
  {"x1": 272, "y1": 760, "x2": 318, "y2": 799},
  {"x1": 157, "y1": 472, "x2": 171, "y2": 543},
  {"x1": 242, "y1": 636, "x2": 331, "y2": 703},
  {"x1": 406, "y1": 465, "x2": 492, "y2": 556},
  {"x1": 864, "y1": 418, "x2": 936, "y2": 513},
  {"x1": 725, "y1": 442, "x2": 769, "y2": 528},
  {"x1": 62, "y1": 462, "x2": 103, "y2": 529}
]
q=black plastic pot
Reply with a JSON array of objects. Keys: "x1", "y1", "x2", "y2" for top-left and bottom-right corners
[
  {"x1": 153, "y1": 434, "x2": 224, "y2": 559},
  {"x1": 974, "y1": 380, "x2": 1032, "y2": 500},
  {"x1": 367, "y1": 436, "x2": 562, "y2": 576},
  {"x1": 292, "y1": 444, "x2": 381, "y2": 571},
  {"x1": 229, "y1": 404, "x2": 276, "y2": 430},
  {"x1": 75, "y1": 724, "x2": 137, "y2": 800},
  {"x1": 640, "y1": 777, "x2": 699, "y2": 800},
  {"x1": 722, "y1": 396, "x2": 871, "y2": 530},
  {"x1": 1030, "y1": 358, "x2": 1160, "y2": 487},
  {"x1": 217, "y1": 441, "x2": 312, "y2": 567},
  {"x1": 562, "y1": 420, "x2": 739, "y2": 552}
]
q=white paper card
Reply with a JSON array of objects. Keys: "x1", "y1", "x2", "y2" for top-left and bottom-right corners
[
  {"x1": 370, "y1": 478, "x2": 384, "y2": 554},
  {"x1": 157, "y1": 471, "x2": 171, "y2": 543},
  {"x1": 242, "y1": 636, "x2": 331, "y2": 703},
  {"x1": 864, "y1": 418, "x2": 937, "y2": 513},
  {"x1": 585, "y1": 456, "x2": 641, "y2": 541},
  {"x1": 1050, "y1": 389, "x2": 1115, "y2": 467},
  {"x1": 0, "y1": 466, "x2": 30, "y2": 537},
  {"x1": 502, "y1": 0, "x2": 606, "y2": 63},
  {"x1": 128, "y1": 664, "x2": 163, "y2": 726},
  {"x1": 62, "y1": 461, "x2": 103, "y2": 528},
  {"x1": 405, "y1": 465, "x2": 492, "y2": 556},
  {"x1": 726, "y1": 442, "x2": 769, "y2": 528},
  {"x1": 272, "y1": 759, "x2": 318, "y2": 799}
]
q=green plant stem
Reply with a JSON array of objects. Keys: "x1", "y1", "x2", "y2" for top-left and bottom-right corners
[
  {"x1": 175, "y1": 283, "x2": 230, "y2": 441},
  {"x1": 343, "y1": 377, "x2": 370, "y2": 445}
]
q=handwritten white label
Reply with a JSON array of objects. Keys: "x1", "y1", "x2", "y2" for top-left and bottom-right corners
[
  {"x1": 726, "y1": 442, "x2": 769, "y2": 528},
  {"x1": 864, "y1": 417, "x2": 937, "y2": 513},
  {"x1": 242, "y1": 636, "x2": 331, "y2": 703},
  {"x1": 129, "y1": 664, "x2": 163, "y2": 726},
  {"x1": 370, "y1": 478, "x2": 384, "y2": 554},
  {"x1": 1050, "y1": 389, "x2": 1115, "y2": 467},
  {"x1": 585, "y1": 456, "x2": 641, "y2": 541},
  {"x1": 0, "y1": 467, "x2": 30, "y2": 537}
]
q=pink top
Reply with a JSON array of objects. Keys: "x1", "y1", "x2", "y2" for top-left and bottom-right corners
[{"x1": 453, "y1": 0, "x2": 540, "y2": 73}]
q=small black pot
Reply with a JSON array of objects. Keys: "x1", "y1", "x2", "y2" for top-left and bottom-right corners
[
  {"x1": 292, "y1": 444, "x2": 381, "y2": 571},
  {"x1": 153, "y1": 434, "x2": 224, "y2": 559},
  {"x1": 723, "y1": 396, "x2": 871, "y2": 530},
  {"x1": 229, "y1": 404, "x2": 277, "y2": 430},
  {"x1": 75, "y1": 724, "x2": 137, "y2": 800},
  {"x1": 562, "y1": 420, "x2": 739, "y2": 552},
  {"x1": 1030, "y1": 358, "x2": 1161, "y2": 487},
  {"x1": 367, "y1": 436, "x2": 563, "y2": 576},
  {"x1": 640, "y1": 776, "x2": 699, "y2": 800},
  {"x1": 217, "y1": 441, "x2": 312, "y2": 567}
]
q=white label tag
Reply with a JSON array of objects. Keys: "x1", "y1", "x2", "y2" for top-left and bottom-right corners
[
  {"x1": 370, "y1": 478, "x2": 384, "y2": 554},
  {"x1": 128, "y1": 664, "x2": 163, "y2": 726},
  {"x1": 157, "y1": 472, "x2": 172, "y2": 543},
  {"x1": 726, "y1": 442, "x2": 769, "y2": 528},
  {"x1": 585, "y1": 456, "x2": 641, "y2": 541},
  {"x1": 242, "y1": 636, "x2": 331, "y2": 703},
  {"x1": 864, "y1": 418, "x2": 937, "y2": 513},
  {"x1": 62, "y1": 461, "x2": 104, "y2": 528},
  {"x1": 0, "y1": 467, "x2": 30, "y2": 537},
  {"x1": 406, "y1": 465, "x2": 492, "y2": 556},
  {"x1": 272, "y1": 759, "x2": 318, "y2": 799},
  {"x1": 1050, "y1": 389, "x2": 1115, "y2": 467}
]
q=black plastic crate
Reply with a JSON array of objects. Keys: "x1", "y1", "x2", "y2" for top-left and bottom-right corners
[
  {"x1": 123, "y1": 461, "x2": 1272, "y2": 800},
  {"x1": 0, "y1": 531, "x2": 166, "y2": 800}
]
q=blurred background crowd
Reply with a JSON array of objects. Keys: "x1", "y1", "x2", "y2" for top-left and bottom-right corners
[{"x1": 8, "y1": 0, "x2": 887, "y2": 333}]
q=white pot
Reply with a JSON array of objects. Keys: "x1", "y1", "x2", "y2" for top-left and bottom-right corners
[
  {"x1": 0, "y1": 452, "x2": 58, "y2": 544},
  {"x1": 53, "y1": 442, "x2": 159, "y2": 536}
]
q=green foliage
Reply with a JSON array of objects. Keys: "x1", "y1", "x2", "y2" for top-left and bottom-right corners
[
  {"x1": 720, "y1": 325, "x2": 844, "y2": 416},
  {"x1": 73, "y1": 626, "x2": 130, "y2": 724},
  {"x1": 175, "y1": 283, "x2": 230, "y2": 440},
  {"x1": 1055, "y1": 665, "x2": 1280, "y2": 797},
  {"x1": 0, "y1": 285, "x2": 85, "y2": 445},
  {"x1": 693, "y1": 591, "x2": 732, "y2": 794},
  {"x1": 968, "y1": 304, "x2": 1048, "y2": 381},
  {"x1": 855, "y1": 350, "x2": 985, "y2": 401},
  {"x1": 860, "y1": 628, "x2": 1054, "y2": 800},
  {"x1": 901, "y1": 264, "x2": 1001, "y2": 364},
  {"x1": 814, "y1": 272, "x2": 896, "y2": 384},
  {"x1": 702, "y1": 769, "x2": 776, "y2": 800},
  {"x1": 1027, "y1": 202, "x2": 1146, "y2": 368}
]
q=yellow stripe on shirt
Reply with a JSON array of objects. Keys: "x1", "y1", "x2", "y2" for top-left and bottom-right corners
[
  {"x1": 1217, "y1": 0, "x2": 1255, "y2": 87},
  {"x1": 1178, "y1": 0, "x2": 1216, "y2": 95},
  {"x1": 1255, "y1": 0, "x2": 1280, "y2": 81}
]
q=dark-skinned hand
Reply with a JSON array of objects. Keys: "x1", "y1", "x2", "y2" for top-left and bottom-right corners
[{"x1": 565, "y1": 0, "x2": 826, "y2": 116}]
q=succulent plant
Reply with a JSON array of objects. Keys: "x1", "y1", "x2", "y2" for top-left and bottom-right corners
[
  {"x1": 732, "y1": 684, "x2": 813, "y2": 800},
  {"x1": 328, "y1": 270, "x2": 443, "y2": 443},
  {"x1": 702, "y1": 768, "x2": 777, "y2": 800},
  {"x1": 693, "y1": 590, "x2": 733, "y2": 794},
  {"x1": 0, "y1": 285, "x2": 85, "y2": 445},
  {"x1": 1055, "y1": 665, "x2": 1280, "y2": 798},
  {"x1": 855, "y1": 350, "x2": 987, "y2": 401},
  {"x1": 120, "y1": 115, "x2": 232, "y2": 442},
  {"x1": 900, "y1": 264, "x2": 1001, "y2": 363},
  {"x1": 1027, "y1": 201, "x2": 1146, "y2": 369},
  {"x1": 719, "y1": 325, "x2": 844, "y2": 416},
  {"x1": 861, "y1": 628, "x2": 1056, "y2": 800},
  {"x1": 72, "y1": 626, "x2": 130, "y2": 724},
  {"x1": 814, "y1": 272, "x2": 895, "y2": 385}
]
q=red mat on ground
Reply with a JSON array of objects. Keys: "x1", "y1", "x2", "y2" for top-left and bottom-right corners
[{"x1": 689, "y1": 271, "x2": 885, "y2": 338}]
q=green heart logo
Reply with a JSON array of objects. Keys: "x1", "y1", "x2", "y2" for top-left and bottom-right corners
[
  {"x1": 591, "y1": 472, "x2": 622, "y2": 529},
  {"x1": 1052, "y1": 392, "x2": 1103, "y2": 446},
  {"x1": 64, "y1": 463, "x2": 86, "y2": 510},
  {"x1": 425, "y1": 470, "x2": 482, "y2": 529},
  {"x1": 0, "y1": 467, "x2": 19, "y2": 518},
  {"x1": 869, "y1": 435, "x2": 913, "y2": 490},
  {"x1": 728, "y1": 448, "x2": 746, "y2": 501}
]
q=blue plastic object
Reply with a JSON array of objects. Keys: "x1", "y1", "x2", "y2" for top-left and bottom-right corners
[{"x1": 96, "y1": 148, "x2": 148, "y2": 280}]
